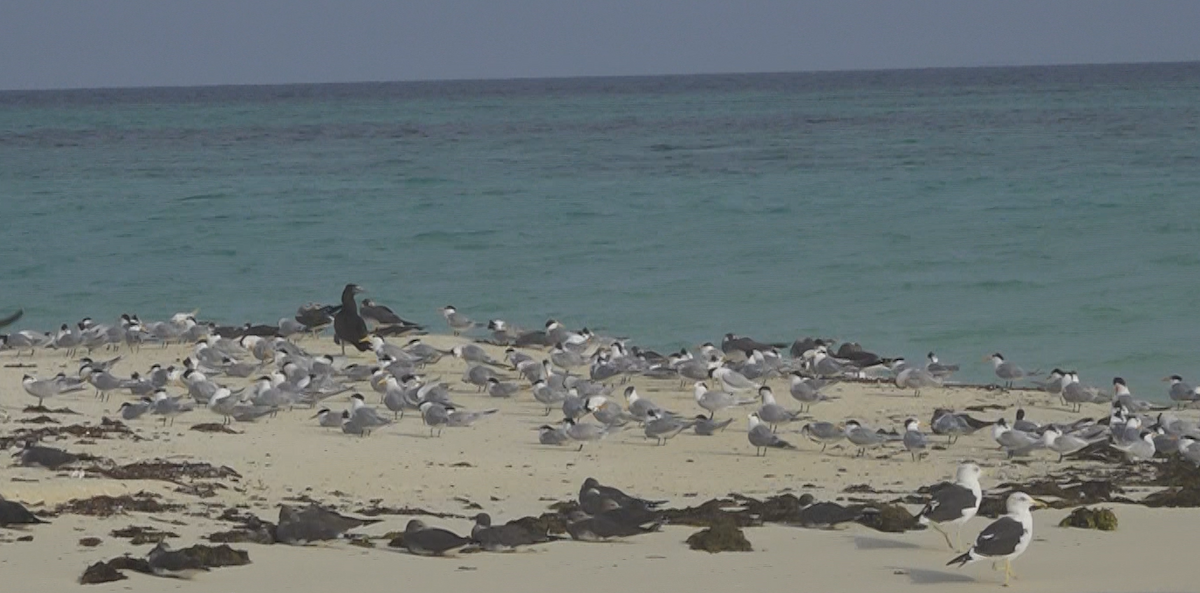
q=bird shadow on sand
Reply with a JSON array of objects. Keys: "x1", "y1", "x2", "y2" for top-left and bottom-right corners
[
  {"x1": 852, "y1": 536, "x2": 921, "y2": 551},
  {"x1": 889, "y1": 567, "x2": 976, "y2": 585}
]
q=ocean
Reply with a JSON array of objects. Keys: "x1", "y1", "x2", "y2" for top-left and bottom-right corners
[{"x1": 2, "y1": 63, "x2": 1199, "y2": 396}]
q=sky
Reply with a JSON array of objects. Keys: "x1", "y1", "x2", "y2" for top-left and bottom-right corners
[{"x1": 2, "y1": 1, "x2": 1199, "y2": 90}]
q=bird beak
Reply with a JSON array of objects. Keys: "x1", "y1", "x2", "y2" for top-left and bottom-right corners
[
  {"x1": 980, "y1": 355, "x2": 991, "y2": 362},
  {"x1": 1032, "y1": 499, "x2": 1050, "y2": 510},
  {"x1": 1161, "y1": 376, "x2": 1171, "y2": 382}
]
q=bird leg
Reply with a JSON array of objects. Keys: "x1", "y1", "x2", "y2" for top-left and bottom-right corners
[
  {"x1": 1003, "y1": 559, "x2": 1014, "y2": 587},
  {"x1": 929, "y1": 522, "x2": 953, "y2": 550}
]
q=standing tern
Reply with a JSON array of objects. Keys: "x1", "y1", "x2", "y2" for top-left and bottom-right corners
[{"x1": 746, "y1": 412, "x2": 796, "y2": 456}]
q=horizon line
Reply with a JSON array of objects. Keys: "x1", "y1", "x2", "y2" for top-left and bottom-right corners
[{"x1": 2, "y1": 58, "x2": 1197, "y2": 94}]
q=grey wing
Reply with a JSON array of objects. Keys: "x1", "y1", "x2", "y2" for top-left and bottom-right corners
[
  {"x1": 904, "y1": 431, "x2": 927, "y2": 450},
  {"x1": 972, "y1": 516, "x2": 1026, "y2": 557}
]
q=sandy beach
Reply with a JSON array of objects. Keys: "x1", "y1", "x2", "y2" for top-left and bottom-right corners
[{"x1": 2, "y1": 333, "x2": 1198, "y2": 591}]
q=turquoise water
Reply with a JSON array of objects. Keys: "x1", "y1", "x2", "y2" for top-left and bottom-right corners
[{"x1": 3, "y1": 63, "x2": 1199, "y2": 394}]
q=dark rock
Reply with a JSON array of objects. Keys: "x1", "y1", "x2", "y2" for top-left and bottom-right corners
[{"x1": 78, "y1": 537, "x2": 103, "y2": 547}]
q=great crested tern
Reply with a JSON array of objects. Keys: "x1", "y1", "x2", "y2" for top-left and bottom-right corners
[
  {"x1": 988, "y1": 353, "x2": 1029, "y2": 389},
  {"x1": 755, "y1": 386, "x2": 801, "y2": 431},
  {"x1": 800, "y1": 421, "x2": 845, "y2": 452},
  {"x1": 747, "y1": 412, "x2": 796, "y2": 456},
  {"x1": 902, "y1": 418, "x2": 928, "y2": 461},
  {"x1": 693, "y1": 381, "x2": 754, "y2": 418},
  {"x1": 693, "y1": 415, "x2": 734, "y2": 435},
  {"x1": 440, "y1": 305, "x2": 475, "y2": 336}
]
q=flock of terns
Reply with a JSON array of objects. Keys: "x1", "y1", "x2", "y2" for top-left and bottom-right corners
[{"x1": 3, "y1": 285, "x2": 1200, "y2": 585}]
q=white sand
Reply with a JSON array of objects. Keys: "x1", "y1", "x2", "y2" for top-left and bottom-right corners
[{"x1": 2, "y1": 335, "x2": 1196, "y2": 591}]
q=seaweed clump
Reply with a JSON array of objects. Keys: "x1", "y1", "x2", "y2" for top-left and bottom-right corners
[
  {"x1": 686, "y1": 522, "x2": 752, "y2": 553},
  {"x1": 52, "y1": 492, "x2": 183, "y2": 517},
  {"x1": 79, "y1": 562, "x2": 127, "y2": 585},
  {"x1": 1058, "y1": 507, "x2": 1118, "y2": 531}
]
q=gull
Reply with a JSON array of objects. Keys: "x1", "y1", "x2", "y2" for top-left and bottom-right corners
[
  {"x1": 918, "y1": 463, "x2": 983, "y2": 550},
  {"x1": 692, "y1": 415, "x2": 734, "y2": 436},
  {"x1": 577, "y1": 477, "x2": 667, "y2": 511},
  {"x1": 564, "y1": 510, "x2": 659, "y2": 541},
  {"x1": 471, "y1": 513, "x2": 557, "y2": 551},
  {"x1": 988, "y1": 353, "x2": 1029, "y2": 389},
  {"x1": 747, "y1": 412, "x2": 796, "y2": 456},
  {"x1": 755, "y1": 386, "x2": 801, "y2": 431},
  {"x1": 902, "y1": 418, "x2": 928, "y2": 461},
  {"x1": 693, "y1": 381, "x2": 754, "y2": 418},
  {"x1": 401, "y1": 519, "x2": 474, "y2": 556},
  {"x1": 440, "y1": 305, "x2": 475, "y2": 336},
  {"x1": 22, "y1": 374, "x2": 84, "y2": 407},
  {"x1": 925, "y1": 351, "x2": 960, "y2": 379},
  {"x1": 788, "y1": 372, "x2": 837, "y2": 412},
  {"x1": 15, "y1": 443, "x2": 80, "y2": 470},
  {"x1": 1164, "y1": 375, "x2": 1200, "y2": 408},
  {"x1": 800, "y1": 421, "x2": 845, "y2": 452},
  {"x1": 642, "y1": 410, "x2": 695, "y2": 445},
  {"x1": 275, "y1": 504, "x2": 381, "y2": 544},
  {"x1": 0, "y1": 495, "x2": 48, "y2": 527},
  {"x1": 947, "y1": 492, "x2": 1043, "y2": 587}
]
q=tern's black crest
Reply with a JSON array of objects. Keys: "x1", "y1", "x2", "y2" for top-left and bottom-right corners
[{"x1": 333, "y1": 284, "x2": 372, "y2": 353}]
